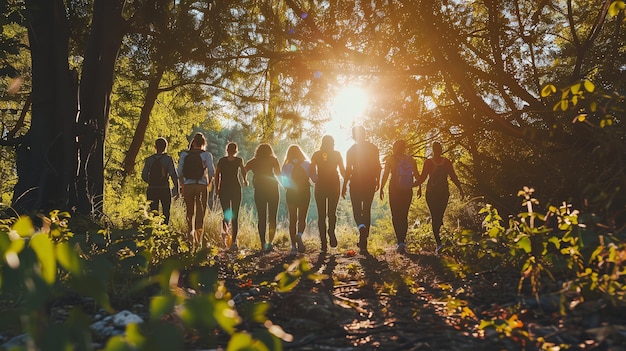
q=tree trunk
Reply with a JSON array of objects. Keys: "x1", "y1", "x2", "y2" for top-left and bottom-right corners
[
  {"x1": 75, "y1": 0, "x2": 126, "y2": 215},
  {"x1": 13, "y1": 0, "x2": 76, "y2": 214},
  {"x1": 122, "y1": 65, "x2": 166, "y2": 175}
]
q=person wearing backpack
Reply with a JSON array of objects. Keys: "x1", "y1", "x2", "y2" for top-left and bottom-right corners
[
  {"x1": 310, "y1": 135, "x2": 345, "y2": 252},
  {"x1": 342, "y1": 125, "x2": 381, "y2": 254},
  {"x1": 214, "y1": 142, "x2": 248, "y2": 251},
  {"x1": 281, "y1": 144, "x2": 313, "y2": 255},
  {"x1": 414, "y1": 141, "x2": 464, "y2": 255},
  {"x1": 244, "y1": 143, "x2": 281, "y2": 253},
  {"x1": 141, "y1": 137, "x2": 179, "y2": 224},
  {"x1": 177, "y1": 132, "x2": 215, "y2": 250},
  {"x1": 379, "y1": 140, "x2": 421, "y2": 254}
]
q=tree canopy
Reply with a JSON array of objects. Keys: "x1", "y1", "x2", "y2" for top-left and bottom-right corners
[{"x1": 0, "y1": 0, "x2": 624, "y2": 224}]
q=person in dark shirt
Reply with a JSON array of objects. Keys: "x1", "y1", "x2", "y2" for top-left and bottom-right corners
[
  {"x1": 214, "y1": 142, "x2": 248, "y2": 251},
  {"x1": 310, "y1": 135, "x2": 345, "y2": 252},
  {"x1": 342, "y1": 126, "x2": 381, "y2": 253},
  {"x1": 141, "y1": 137, "x2": 179, "y2": 224},
  {"x1": 414, "y1": 141, "x2": 464, "y2": 255},
  {"x1": 379, "y1": 139, "x2": 421, "y2": 254},
  {"x1": 245, "y1": 143, "x2": 281, "y2": 253}
]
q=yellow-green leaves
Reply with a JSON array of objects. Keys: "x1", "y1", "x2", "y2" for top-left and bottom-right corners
[
  {"x1": 30, "y1": 233, "x2": 56, "y2": 284},
  {"x1": 541, "y1": 84, "x2": 556, "y2": 97},
  {"x1": 609, "y1": 1, "x2": 625, "y2": 16}
]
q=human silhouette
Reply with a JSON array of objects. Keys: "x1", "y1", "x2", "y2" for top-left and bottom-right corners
[
  {"x1": 245, "y1": 143, "x2": 281, "y2": 252},
  {"x1": 379, "y1": 139, "x2": 421, "y2": 253},
  {"x1": 141, "y1": 137, "x2": 179, "y2": 224},
  {"x1": 281, "y1": 144, "x2": 313, "y2": 255},
  {"x1": 177, "y1": 132, "x2": 215, "y2": 249},
  {"x1": 414, "y1": 141, "x2": 464, "y2": 255},
  {"x1": 310, "y1": 135, "x2": 345, "y2": 252},
  {"x1": 342, "y1": 125, "x2": 381, "y2": 253},
  {"x1": 214, "y1": 142, "x2": 248, "y2": 251}
]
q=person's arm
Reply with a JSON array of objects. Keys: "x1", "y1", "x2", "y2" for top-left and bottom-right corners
[
  {"x1": 272, "y1": 157, "x2": 282, "y2": 184},
  {"x1": 448, "y1": 159, "x2": 464, "y2": 199},
  {"x1": 166, "y1": 156, "x2": 179, "y2": 197},
  {"x1": 337, "y1": 152, "x2": 346, "y2": 179},
  {"x1": 214, "y1": 161, "x2": 222, "y2": 194},
  {"x1": 309, "y1": 154, "x2": 318, "y2": 183},
  {"x1": 411, "y1": 157, "x2": 422, "y2": 198},
  {"x1": 238, "y1": 158, "x2": 248, "y2": 187},
  {"x1": 414, "y1": 159, "x2": 432, "y2": 187},
  {"x1": 379, "y1": 157, "x2": 391, "y2": 200},
  {"x1": 373, "y1": 145, "x2": 382, "y2": 192},
  {"x1": 141, "y1": 156, "x2": 152, "y2": 183},
  {"x1": 206, "y1": 153, "x2": 215, "y2": 178},
  {"x1": 342, "y1": 150, "x2": 353, "y2": 199}
]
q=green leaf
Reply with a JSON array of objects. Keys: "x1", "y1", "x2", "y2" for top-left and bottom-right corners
[
  {"x1": 583, "y1": 79, "x2": 595, "y2": 92},
  {"x1": 609, "y1": 1, "x2": 625, "y2": 16},
  {"x1": 30, "y1": 233, "x2": 57, "y2": 284},
  {"x1": 125, "y1": 323, "x2": 145, "y2": 348},
  {"x1": 55, "y1": 242, "x2": 82, "y2": 275},
  {"x1": 104, "y1": 335, "x2": 133, "y2": 351},
  {"x1": 13, "y1": 216, "x2": 35, "y2": 237},
  {"x1": 540, "y1": 84, "x2": 556, "y2": 97},
  {"x1": 226, "y1": 332, "x2": 256, "y2": 351},
  {"x1": 570, "y1": 83, "x2": 581, "y2": 94},
  {"x1": 150, "y1": 295, "x2": 177, "y2": 321},
  {"x1": 516, "y1": 236, "x2": 532, "y2": 253}
]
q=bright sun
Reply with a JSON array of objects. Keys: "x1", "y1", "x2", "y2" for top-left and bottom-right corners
[{"x1": 323, "y1": 86, "x2": 369, "y2": 154}]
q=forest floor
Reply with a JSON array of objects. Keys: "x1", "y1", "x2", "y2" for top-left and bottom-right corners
[{"x1": 187, "y1": 244, "x2": 626, "y2": 351}]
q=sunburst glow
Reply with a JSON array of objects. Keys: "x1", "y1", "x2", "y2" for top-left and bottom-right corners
[{"x1": 323, "y1": 86, "x2": 369, "y2": 155}]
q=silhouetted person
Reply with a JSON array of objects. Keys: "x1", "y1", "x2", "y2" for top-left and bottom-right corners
[
  {"x1": 245, "y1": 143, "x2": 281, "y2": 252},
  {"x1": 281, "y1": 144, "x2": 313, "y2": 255},
  {"x1": 310, "y1": 135, "x2": 345, "y2": 252},
  {"x1": 379, "y1": 139, "x2": 421, "y2": 253},
  {"x1": 141, "y1": 137, "x2": 179, "y2": 224},
  {"x1": 342, "y1": 125, "x2": 381, "y2": 253},
  {"x1": 178, "y1": 132, "x2": 215, "y2": 250},
  {"x1": 414, "y1": 141, "x2": 464, "y2": 255},
  {"x1": 214, "y1": 142, "x2": 248, "y2": 251}
]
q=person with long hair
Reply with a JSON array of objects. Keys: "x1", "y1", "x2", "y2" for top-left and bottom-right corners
[
  {"x1": 245, "y1": 143, "x2": 281, "y2": 252},
  {"x1": 281, "y1": 144, "x2": 313, "y2": 254},
  {"x1": 214, "y1": 142, "x2": 248, "y2": 251},
  {"x1": 414, "y1": 141, "x2": 464, "y2": 255},
  {"x1": 379, "y1": 140, "x2": 421, "y2": 253},
  {"x1": 310, "y1": 135, "x2": 345, "y2": 252},
  {"x1": 177, "y1": 132, "x2": 215, "y2": 250},
  {"x1": 342, "y1": 125, "x2": 381, "y2": 253}
]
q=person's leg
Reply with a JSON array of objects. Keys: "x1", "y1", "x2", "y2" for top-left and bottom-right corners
[
  {"x1": 314, "y1": 187, "x2": 328, "y2": 250},
  {"x1": 327, "y1": 183, "x2": 340, "y2": 247},
  {"x1": 160, "y1": 188, "x2": 172, "y2": 224},
  {"x1": 287, "y1": 202, "x2": 298, "y2": 252},
  {"x1": 147, "y1": 188, "x2": 159, "y2": 214},
  {"x1": 254, "y1": 189, "x2": 267, "y2": 249},
  {"x1": 426, "y1": 190, "x2": 449, "y2": 248},
  {"x1": 295, "y1": 193, "x2": 309, "y2": 253},
  {"x1": 194, "y1": 185, "x2": 208, "y2": 247},
  {"x1": 390, "y1": 188, "x2": 412, "y2": 244},
  {"x1": 219, "y1": 192, "x2": 231, "y2": 246},
  {"x1": 231, "y1": 189, "x2": 242, "y2": 246},
  {"x1": 350, "y1": 186, "x2": 369, "y2": 251},
  {"x1": 267, "y1": 188, "x2": 279, "y2": 247},
  {"x1": 183, "y1": 185, "x2": 195, "y2": 235}
]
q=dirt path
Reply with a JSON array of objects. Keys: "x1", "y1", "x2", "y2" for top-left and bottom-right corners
[{"x1": 216, "y1": 247, "x2": 510, "y2": 350}]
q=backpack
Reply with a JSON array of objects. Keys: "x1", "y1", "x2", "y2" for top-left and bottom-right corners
[
  {"x1": 182, "y1": 149, "x2": 206, "y2": 180},
  {"x1": 148, "y1": 155, "x2": 168, "y2": 187},
  {"x1": 396, "y1": 156, "x2": 414, "y2": 189}
]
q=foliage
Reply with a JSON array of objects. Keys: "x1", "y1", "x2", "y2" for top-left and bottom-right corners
[
  {"x1": 0, "y1": 211, "x2": 298, "y2": 350},
  {"x1": 447, "y1": 187, "x2": 626, "y2": 347}
]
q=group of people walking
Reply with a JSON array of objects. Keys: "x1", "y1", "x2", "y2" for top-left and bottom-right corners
[{"x1": 142, "y1": 127, "x2": 463, "y2": 255}]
